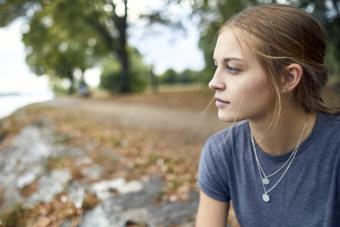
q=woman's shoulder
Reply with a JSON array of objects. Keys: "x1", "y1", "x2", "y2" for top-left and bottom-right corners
[
  {"x1": 204, "y1": 120, "x2": 249, "y2": 150},
  {"x1": 322, "y1": 111, "x2": 340, "y2": 121},
  {"x1": 319, "y1": 111, "x2": 340, "y2": 129}
]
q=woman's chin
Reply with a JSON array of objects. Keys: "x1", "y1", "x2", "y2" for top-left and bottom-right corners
[
  {"x1": 217, "y1": 111, "x2": 235, "y2": 123},
  {"x1": 217, "y1": 111, "x2": 245, "y2": 123}
]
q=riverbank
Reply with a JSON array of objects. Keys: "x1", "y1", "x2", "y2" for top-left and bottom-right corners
[
  {"x1": 1, "y1": 86, "x2": 340, "y2": 226},
  {"x1": 0, "y1": 91, "x2": 54, "y2": 119},
  {"x1": 0, "y1": 89, "x2": 239, "y2": 227}
]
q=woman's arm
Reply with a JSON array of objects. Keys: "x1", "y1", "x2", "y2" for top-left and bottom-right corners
[{"x1": 196, "y1": 190, "x2": 229, "y2": 227}]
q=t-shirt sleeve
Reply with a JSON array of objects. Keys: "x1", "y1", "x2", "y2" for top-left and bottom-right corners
[{"x1": 197, "y1": 137, "x2": 231, "y2": 202}]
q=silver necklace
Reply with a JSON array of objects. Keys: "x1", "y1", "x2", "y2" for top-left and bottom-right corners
[
  {"x1": 251, "y1": 135, "x2": 299, "y2": 185},
  {"x1": 250, "y1": 118, "x2": 308, "y2": 202}
]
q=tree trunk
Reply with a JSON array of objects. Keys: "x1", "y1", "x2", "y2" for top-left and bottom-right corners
[
  {"x1": 116, "y1": 0, "x2": 130, "y2": 93},
  {"x1": 149, "y1": 65, "x2": 158, "y2": 93},
  {"x1": 118, "y1": 41, "x2": 130, "y2": 93},
  {"x1": 67, "y1": 70, "x2": 75, "y2": 94}
]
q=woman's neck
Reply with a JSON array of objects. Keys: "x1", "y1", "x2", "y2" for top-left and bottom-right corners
[{"x1": 249, "y1": 107, "x2": 317, "y2": 156}]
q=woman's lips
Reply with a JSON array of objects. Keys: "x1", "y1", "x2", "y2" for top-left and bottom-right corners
[{"x1": 215, "y1": 98, "x2": 230, "y2": 108}]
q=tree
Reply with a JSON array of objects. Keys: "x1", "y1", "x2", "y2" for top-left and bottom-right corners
[
  {"x1": 189, "y1": 0, "x2": 340, "y2": 81},
  {"x1": 21, "y1": 1, "x2": 106, "y2": 94},
  {"x1": 296, "y1": 0, "x2": 340, "y2": 75},
  {"x1": 0, "y1": 0, "x2": 183, "y2": 94},
  {"x1": 159, "y1": 69, "x2": 179, "y2": 84},
  {"x1": 179, "y1": 69, "x2": 200, "y2": 84},
  {"x1": 0, "y1": 0, "x2": 130, "y2": 92},
  {"x1": 189, "y1": 0, "x2": 254, "y2": 82},
  {"x1": 100, "y1": 47, "x2": 149, "y2": 93}
]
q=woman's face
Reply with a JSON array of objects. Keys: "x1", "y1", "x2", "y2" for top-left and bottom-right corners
[{"x1": 210, "y1": 28, "x2": 275, "y2": 123}]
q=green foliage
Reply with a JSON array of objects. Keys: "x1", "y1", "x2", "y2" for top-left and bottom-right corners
[
  {"x1": 20, "y1": 0, "x2": 107, "y2": 94},
  {"x1": 0, "y1": 0, "x2": 188, "y2": 94},
  {"x1": 179, "y1": 69, "x2": 200, "y2": 84},
  {"x1": 195, "y1": 0, "x2": 251, "y2": 82},
  {"x1": 326, "y1": 42, "x2": 340, "y2": 76},
  {"x1": 159, "y1": 68, "x2": 201, "y2": 84},
  {"x1": 297, "y1": 0, "x2": 340, "y2": 76},
  {"x1": 100, "y1": 67, "x2": 147, "y2": 94},
  {"x1": 100, "y1": 48, "x2": 149, "y2": 94},
  {"x1": 193, "y1": 0, "x2": 340, "y2": 80},
  {"x1": 51, "y1": 83, "x2": 69, "y2": 96},
  {"x1": 0, "y1": 0, "x2": 41, "y2": 26},
  {"x1": 159, "y1": 69, "x2": 178, "y2": 84}
]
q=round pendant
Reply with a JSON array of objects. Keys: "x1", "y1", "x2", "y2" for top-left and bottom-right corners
[
  {"x1": 262, "y1": 178, "x2": 269, "y2": 185},
  {"x1": 262, "y1": 193, "x2": 270, "y2": 202}
]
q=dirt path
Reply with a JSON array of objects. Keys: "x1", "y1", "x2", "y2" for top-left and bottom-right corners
[{"x1": 44, "y1": 96, "x2": 229, "y2": 138}]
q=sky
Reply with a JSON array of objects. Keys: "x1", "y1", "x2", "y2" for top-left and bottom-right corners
[{"x1": 0, "y1": 0, "x2": 205, "y2": 92}]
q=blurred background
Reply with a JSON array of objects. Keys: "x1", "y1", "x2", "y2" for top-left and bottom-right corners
[{"x1": 0, "y1": 0, "x2": 339, "y2": 226}]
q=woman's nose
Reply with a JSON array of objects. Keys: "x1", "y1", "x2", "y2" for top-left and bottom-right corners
[{"x1": 208, "y1": 70, "x2": 226, "y2": 90}]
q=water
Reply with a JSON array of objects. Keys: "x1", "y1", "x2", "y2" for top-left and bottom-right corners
[{"x1": 0, "y1": 91, "x2": 54, "y2": 119}]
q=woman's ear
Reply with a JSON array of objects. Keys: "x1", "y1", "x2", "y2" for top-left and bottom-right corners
[{"x1": 281, "y1": 63, "x2": 303, "y2": 93}]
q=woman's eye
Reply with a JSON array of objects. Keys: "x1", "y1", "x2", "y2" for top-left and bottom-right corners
[{"x1": 226, "y1": 66, "x2": 241, "y2": 74}]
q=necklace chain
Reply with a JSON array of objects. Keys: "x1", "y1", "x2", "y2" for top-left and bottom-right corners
[
  {"x1": 252, "y1": 135, "x2": 297, "y2": 179},
  {"x1": 250, "y1": 117, "x2": 308, "y2": 202}
]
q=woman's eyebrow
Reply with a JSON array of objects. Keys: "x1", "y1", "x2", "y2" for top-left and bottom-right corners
[{"x1": 213, "y1": 57, "x2": 244, "y2": 62}]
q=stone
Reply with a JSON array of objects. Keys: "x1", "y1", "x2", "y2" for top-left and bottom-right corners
[
  {"x1": 0, "y1": 126, "x2": 54, "y2": 211},
  {"x1": 75, "y1": 157, "x2": 93, "y2": 166},
  {"x1": 16, "y1": 172, "x2": 37, "y2": 189},
  {"x1": 91, "y1": 177, "x2": 144, "y2": 201},
  {"x1": 117, "y1": 180, "x2": 143, "y2": 194},
  {"x1": 68, "y1": 181, "x2": 86, "y2": 209},
  {"x1": 91, "y1": 178, "x2": 125, "y2": 200},
  {"x1": 80, "y1": 206, "x2": 111, "y2": 227},
  {"x1": 80, "y1": 175, "x2": 164, "y2": 227},
  {"x1": 25, "y1": 169, "x2": 71, "y2": 207},
  {"x1": 147, "y1": 191, "x2": 199, "y2": 226},
  {"x1": 80, "y1": 165, "x2": 103, "y2": 181},
  {"x1": 0, "y1": 124, "x2": 200, "y2": 227}
]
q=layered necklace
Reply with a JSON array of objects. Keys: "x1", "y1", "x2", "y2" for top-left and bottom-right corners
[{"x1": 250, "y1": 117, "x2": 308, "y2": 202}]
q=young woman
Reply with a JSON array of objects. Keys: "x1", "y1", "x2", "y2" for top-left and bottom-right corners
[{"x1": 196, "y1": 4, "x2": 340, "y2": 227}]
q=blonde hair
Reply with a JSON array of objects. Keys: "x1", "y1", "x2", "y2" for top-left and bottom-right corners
[{"x1": 219, "y1": 4, "x2": 339, "y2": 128}]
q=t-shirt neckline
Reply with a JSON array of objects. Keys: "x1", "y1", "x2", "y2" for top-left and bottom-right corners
[{"x1": 246, "y1": 111, "x2": 324, "y2": 163}]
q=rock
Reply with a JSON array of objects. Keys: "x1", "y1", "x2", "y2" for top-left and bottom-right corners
[
  {"x1": 11, "y1": 126, "x2": 52, "y2": 161},
  {"x1": 147, "y1": 191, "x2": 199, "y2": 226},
  {"x1": 0, "y1": 126, "x2": 54, "y2": 211},
  {"x1": 80, "y1": 164, "x2": 103, "y2": 181},
  {"x1": 91, "y1": 177, "x2": 144, "y2": 201},
  {"x1": 16, "y1": 167, "x2": 41, "y2": 189},
  {"x1": 81, "y1": 176, "x2": 200, "y2": 226},
  {"x1": 118, "y1": 180, "x2": 143, "y2": 194},
  {"x1": 16, "y1": 173, "x2": 36, "y2": 189},
  {"x1": 80, "y1": 188, "x2": 199, "y2": 227},
  {"x1": 80, "y1": 205, "x2": 111, "y2": 227},
  {"x1": 147, "y1": 201, "x2": 196, "y2": 226},
  {"x1": 80, "y1": 175, "x2": 164, "y2": 227},
  {"x1": 60, "y1": 220, "x2": 72, "y2": 227},
  {"x1": 91, "y1": 178, "x2": 125, "y2": 200},
  {"x1": 121, "y1": 208, "x2": 148, "y2": 225},
  {"x1": 0, "y1": 124, "x2": 200, "y2": 227},
  {"x1": 75, "y1": 157, "x2": 93, "y2": 166},
  {"x1": 25, "y1": 169, "x2": 71, "y2": 207},
  {"x1": 52, "y1": 145, "x2": 84, "y2": 158},
  {"x1": 68, "y1": 181, "x2": 86, "y2": 209},
  {"x1": 0, "y1": 126, "x2": 53, "y2": 178}
]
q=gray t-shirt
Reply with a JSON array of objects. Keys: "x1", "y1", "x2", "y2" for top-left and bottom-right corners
[{"x1": 197, "y1": 112, "x2": 340, "y2": 226}]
